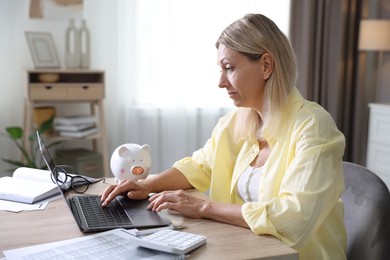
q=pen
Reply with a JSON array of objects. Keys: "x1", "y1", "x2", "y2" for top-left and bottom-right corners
[{"x1": 135, "y1": 226, "x2": 174, "y2": 237}]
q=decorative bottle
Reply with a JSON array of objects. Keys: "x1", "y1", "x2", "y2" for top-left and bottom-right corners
[
  {"x1": 65, "y1": 19, "x2": 80, "y2": 68},
  {"x1": 79, "y1": 19, "x2": 91, "y2": 68}
]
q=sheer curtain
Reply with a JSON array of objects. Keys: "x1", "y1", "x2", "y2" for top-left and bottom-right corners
[{"x1": 114, "y1": 0, "x2": 290, "y2": 173}]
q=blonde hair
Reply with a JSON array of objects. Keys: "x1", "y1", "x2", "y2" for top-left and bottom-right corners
[{"x1": 216, "y1": 14, "x2": 297, "y2": 140}]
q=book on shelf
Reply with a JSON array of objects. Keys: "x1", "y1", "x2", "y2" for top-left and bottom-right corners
[
  {"x1": 54, "y1": 122, "x2": 95, "y2": 132},
  {"x1": 59, "y1": 127, "x2": 99, "y2": 138},
  {"x1": 0, "y1": 167, "x2": 60, "y2": 204},
  {"x1": 54, "y1": 115, "x2": 97, "y2": 126}
]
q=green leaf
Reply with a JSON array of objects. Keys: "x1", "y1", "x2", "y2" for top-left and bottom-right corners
[
  {"x1": 29, "y1": 116, "x2": 55, "y2": 142},
  {"x1": 39, "y1": 116, "x2": 55, "y2": 133},
  {"x1": 6, "y1": 127, "x2": 23, "y2": 140}
]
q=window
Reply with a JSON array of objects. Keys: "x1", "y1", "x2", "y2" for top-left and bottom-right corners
[
  {"x1": 116, "y1": 0, "x2": 291, "y2": 172},
  {"x1": 126, "y1": 0, "x2": 291, "y2": 108}
]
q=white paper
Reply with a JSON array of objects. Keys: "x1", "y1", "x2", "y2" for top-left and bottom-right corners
[
  {"x1": 0, "y1": 194, "x2": 61, "y2": 212},
  {"x1": 4, "y1": 228, "x2": 183, "y2": 260}
]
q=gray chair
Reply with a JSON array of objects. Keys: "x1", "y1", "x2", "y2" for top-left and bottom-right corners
[{"x1": 342, "y1": 161, "x2": 390, "y2": 260}]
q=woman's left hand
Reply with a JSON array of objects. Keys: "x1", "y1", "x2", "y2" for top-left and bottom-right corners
[{"x1": 147, "y1": 190, "x2": 208, "y2": 219}]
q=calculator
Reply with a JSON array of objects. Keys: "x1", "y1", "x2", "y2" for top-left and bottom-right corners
[{"x1": 126, "y1": 228, "x2": 207, "y2": 255}]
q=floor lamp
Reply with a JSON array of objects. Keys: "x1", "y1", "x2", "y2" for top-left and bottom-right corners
[{"x1": 358, "y1": 19, "x2": 390, "y2": 90}]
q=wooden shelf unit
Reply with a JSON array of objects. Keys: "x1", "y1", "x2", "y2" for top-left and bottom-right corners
[{"x1": 24, "y1": 69, "x2": 109, "y2": 177}]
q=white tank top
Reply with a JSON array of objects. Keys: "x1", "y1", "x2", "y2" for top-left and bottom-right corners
[{"x1": 237, "y1": 166, "x2": 263, "y2": 202}]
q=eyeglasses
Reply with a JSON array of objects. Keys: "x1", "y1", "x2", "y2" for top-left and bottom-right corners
[{"x1": 51, "y1": 165, "x2": 93, "y2": 194}]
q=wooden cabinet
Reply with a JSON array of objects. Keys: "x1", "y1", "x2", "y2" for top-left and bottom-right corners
[
  {"x1": 24, "y1": 69, "x2": 109, "y2": 177},
  {"x1": 29, "y1": 84, "x2": 105, "y2": 100},
  {"x1": 366, "y1": 103, "x2": 390, "y2": 188}
]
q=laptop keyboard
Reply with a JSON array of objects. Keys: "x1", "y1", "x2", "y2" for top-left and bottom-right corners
[{"x1": 77, "y1": 196, "x2": 133, "y2": 228}]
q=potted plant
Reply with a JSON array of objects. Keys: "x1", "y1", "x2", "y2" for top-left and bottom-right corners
[{"x1": 1, "y1": 116, "x2": 61, "y2": 172}]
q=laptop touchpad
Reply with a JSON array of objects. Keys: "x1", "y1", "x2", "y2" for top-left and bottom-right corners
[
  {"x1": 117, "y1": 196, "x2": 171, "y2": 226},
  {"x1": 117, "y1": 196, "x2": 151, "y2": 211}
]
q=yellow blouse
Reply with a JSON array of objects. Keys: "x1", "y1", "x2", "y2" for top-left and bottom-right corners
[{"x1": 173, "y1": 87, "x2": 347, "y2": 260}]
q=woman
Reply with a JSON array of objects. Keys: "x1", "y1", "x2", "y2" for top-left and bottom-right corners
[{"x1": 100, "y1": 14, "x2": 346, "y2": 259}]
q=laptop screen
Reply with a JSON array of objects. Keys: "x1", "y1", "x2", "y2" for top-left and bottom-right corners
[
  {"x1": 37, "y1": 132, "x2": 56, "y2": 173},
  {"x1": 36, "y1": 131, "x2": 69, "y2": 193},
  {"x1": 37, "y1": 131, "x2": 95, "y2": 192}
]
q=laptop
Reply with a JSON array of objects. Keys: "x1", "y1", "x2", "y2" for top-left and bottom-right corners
[{"x1": 36, "y1": 131, "x2": 171, "y2": 233}]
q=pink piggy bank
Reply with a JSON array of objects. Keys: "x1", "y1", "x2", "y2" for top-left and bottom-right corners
[{"x1": 110, "y1": 143, "x2": 152, "y2": 182}]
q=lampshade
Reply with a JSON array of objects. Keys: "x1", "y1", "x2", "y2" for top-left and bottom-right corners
[{"x1": 359, "y1": 19, "x2": 390, "y2": 51}]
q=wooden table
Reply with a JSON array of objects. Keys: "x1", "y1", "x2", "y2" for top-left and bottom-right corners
[{"x1": 0, "y1": 179, "x2": 297, "y2": 259}]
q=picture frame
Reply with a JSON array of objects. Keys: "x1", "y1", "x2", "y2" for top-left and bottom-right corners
[{"x1": 25, "y1": 32, "x2": 61, "y2": 68}]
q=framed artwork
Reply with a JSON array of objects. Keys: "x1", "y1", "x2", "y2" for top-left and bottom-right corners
[{"x1": 25, "y1": 32, "x2": 61, "y2": 68}]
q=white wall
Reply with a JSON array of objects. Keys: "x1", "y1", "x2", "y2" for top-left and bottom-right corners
[
  {"x1": 0, "y1": 0, "x2": 120, "y2": 175},
  {"x1": 0, "y1": 0, "x2": 292, "y2": 175}
]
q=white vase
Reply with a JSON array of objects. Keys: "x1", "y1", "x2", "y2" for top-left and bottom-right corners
[
  {"x1": 79, "y1": 20, "x2": 90, "y2": 69},
  {"x1": 65, "y1": 19, "x2": 80, "y2": 68}
]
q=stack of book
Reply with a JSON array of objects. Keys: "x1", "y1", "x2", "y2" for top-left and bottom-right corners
[{"x1": 54, "y1": 115, "x2": 98, "y2": 138}]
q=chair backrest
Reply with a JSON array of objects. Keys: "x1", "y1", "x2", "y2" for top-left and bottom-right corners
[{"x1": 342, "y1": 161, "x2": 390, "y2": 260}]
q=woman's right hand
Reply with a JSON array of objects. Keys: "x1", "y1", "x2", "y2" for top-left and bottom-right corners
[{"x1": 99, "y1": 179, "x2": 151, "y2": 207}]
